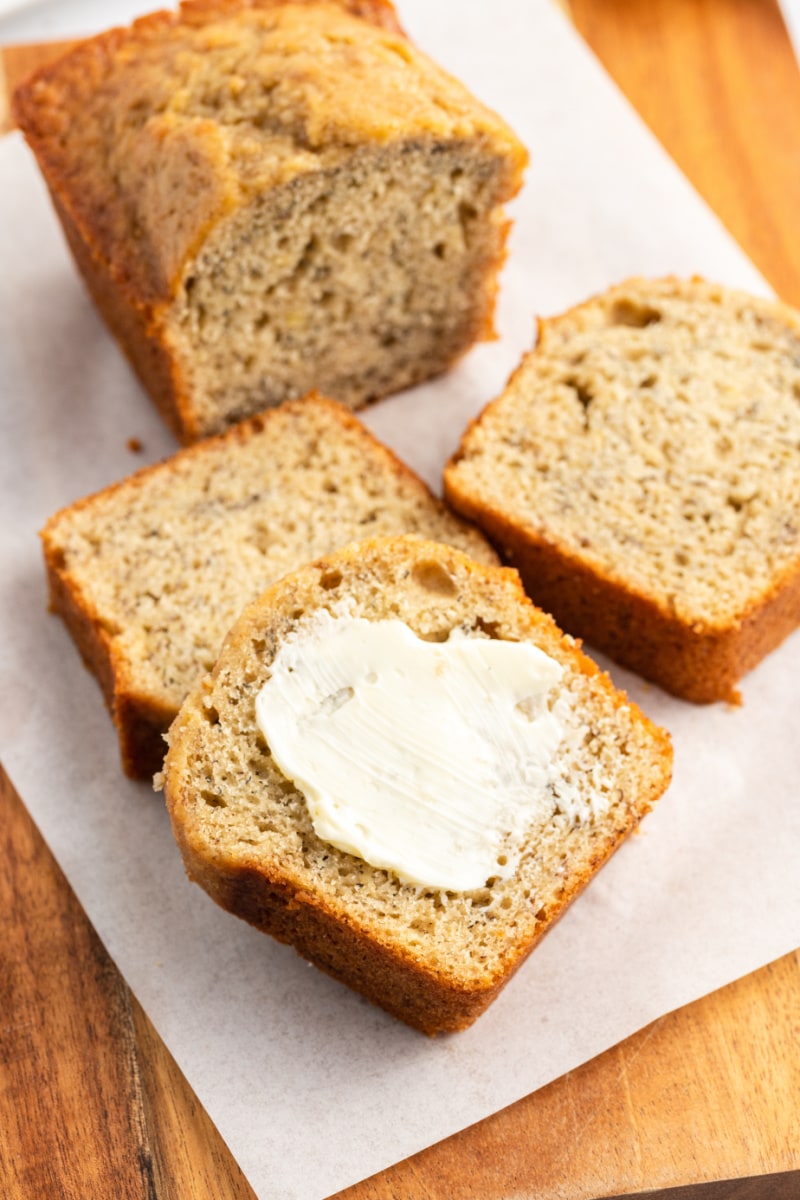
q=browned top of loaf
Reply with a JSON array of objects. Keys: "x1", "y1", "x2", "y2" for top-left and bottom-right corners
[
  {"x1": 13, "y1": 0, "x2": 527, "y2": 304},
  {"x1": 446, "y1": 276, "x2": 800, "y2": 631}
]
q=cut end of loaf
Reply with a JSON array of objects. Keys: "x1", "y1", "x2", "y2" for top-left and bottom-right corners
[
  {"x1": 162, "y1": 536, "x2": 672, "y2": 1033},
  {"x1": 166, "y1": 137, "x2": 516, "y2": 437}
]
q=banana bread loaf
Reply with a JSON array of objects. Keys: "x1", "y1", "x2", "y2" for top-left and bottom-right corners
[
  {"x1": 41, "y1": 395, "x2": 495, "y2": 778},
  {"x1": 13, "y1": 0, "x2": 527, "y2": 443},
  {"x1": 444, "y1": 276, "x2": 800, "y2": 703},
  {"x1": 161, "y1": 535, "x2": 672, "y2": 1033}
]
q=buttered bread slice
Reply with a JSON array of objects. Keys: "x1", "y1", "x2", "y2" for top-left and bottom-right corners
[
  {"x1": 445, "y1": 277, "x2": 800, "y2": 702},
  {"x1": 161, "y1": 536, "x2": 672, "y2": 1034},
  {"x1": 41, "y1": 396, "x2": 494, "y2": 779}
]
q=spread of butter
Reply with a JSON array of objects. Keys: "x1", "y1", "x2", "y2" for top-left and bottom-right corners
[{"x1": 255, "y1": 611, "x2": 568, "y2": 891}]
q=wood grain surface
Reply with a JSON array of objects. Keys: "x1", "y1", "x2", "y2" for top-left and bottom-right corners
[
  {"x1": 568, "y1": 0, "x2": 800, "y2": 308},
  {"x1": 2, "y1": 2, "x2": 800, "y2": 1198}
]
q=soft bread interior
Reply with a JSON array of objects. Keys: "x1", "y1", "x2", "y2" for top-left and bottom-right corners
[
  {"x1": 447, "y1": 278, "x2": 800, "y2": 628},
  {"x1": 167, "y1": 139, "x2": 510, "y2": 432}
]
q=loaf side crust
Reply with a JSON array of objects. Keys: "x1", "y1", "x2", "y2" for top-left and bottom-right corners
[
  {"x1": 48, "y1": 189, "x2": 195, "y2": 442},
  {"x1": 443, "y1": 485, "x2": 800, "y2": 704},
  {"x1": 42, "y1": 536, "x2": 177, "y2": 777}
]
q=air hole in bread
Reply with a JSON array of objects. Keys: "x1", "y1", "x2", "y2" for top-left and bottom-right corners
[
  {"x1": 609, "y1": 298, "x2": 662, "y2": 328},
  {"x1": 319, "y1": 569, "x2": 343, "y2": 590},
  {"x1": 564, "y1": 375, "x2": 594, "y2": 411},
  {"x1": 639, "y1": 373, "x2": 658, "y2": 388},
  {"x1": 458, "y1": 201, "x2": 478, "y2": 243},
  {"x1": 203, "y1": 704, "x2": 220, "y2": 726},
  {"x1": 201, "y1": 788, "x2": 225, "y2": 808},
  {"x1": 411, "y1": 560, "x2": 458, "y2": 596},
  {"x1": 472, "y1": 616, "x2": 502, "y2": 639},
  {"x1": 297, "y1": 235, "x2": 320, "y2": 272}
]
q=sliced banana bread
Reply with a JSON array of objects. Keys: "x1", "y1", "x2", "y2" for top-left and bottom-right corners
[
  {"x1": 161, "y1": 536, "x2": 672, "y2": 1034},
  {"x1": 445, "y1": 276, "x2": 800, "y2": 703},
  {"x1": 13, "y1": 0, "x2": 527, "y2": 443},
  {"x1": 41, "y1": 395, "x2": 495, "y2": 778}
]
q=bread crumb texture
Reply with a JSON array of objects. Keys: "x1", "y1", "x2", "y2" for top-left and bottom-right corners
[
  {"x1": 41, "y1": 397, "x2": 495, "y2": 777},
  {"x1": 445, "y1": 277, "x2": 800, "y2": 701},
  {"x1": 13, "y1": 0, "x2": 527, "y2": 441},
  {"x1": 162, "y1": 536, "x2": 672, "y2": 1033}
]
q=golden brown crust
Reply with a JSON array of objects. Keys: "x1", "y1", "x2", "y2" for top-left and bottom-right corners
[
  {"x1": 445, "y1": 276, "x2": 800, "y2": 703},
  {"x1": 162, "y1": 536, "x2": 672, "y2": 1033},
  {"x1": 11, "y1": 1, "x2": 413, "y2": 303},
  {"x1": 179, "y1": 0, "x2": 406, "y2": 35},
  {"x1": 49, "y1": 189, "x2": 194, "y2": 442},
  {"x1": 169, "y1": 798, "x2": 506, "y2": 1033},
  {"x1": 42, "y1": 513, "x2": 176, "y2": 775},
  {"x1": 442, "y1": 481, "x2": 800, "y2": 704},
  {"x1": 169, "y1": 754, "x2": 655, "y2": 1034}
]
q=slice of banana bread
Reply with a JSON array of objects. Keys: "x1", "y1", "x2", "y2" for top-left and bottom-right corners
[
  {"x1": 41, "y1": 395, "x2": 495, "y2": 778},
  {"x1": 13, "y1": 0, "x2": 527, "y2": 443},
  {"x1": 161, "y1": 535, "x2": 672, "y2": 1034},
  {"x1": 445, "y1": 276, "x2": 800, "y2": 703}
]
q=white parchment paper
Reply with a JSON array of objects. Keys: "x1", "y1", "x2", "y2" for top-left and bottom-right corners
[{"x1": 1, "y1": 2, "x2": 799, "y2": 1197}]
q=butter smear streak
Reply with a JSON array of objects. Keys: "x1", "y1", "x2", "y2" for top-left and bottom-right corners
[{"x1": 255, "y1": 612, "x2": 567, "y2": 891}]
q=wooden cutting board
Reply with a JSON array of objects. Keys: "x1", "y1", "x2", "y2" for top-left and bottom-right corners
[{"x1": 2, "y1": 2, "x2": 799, "y2": 1196}]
